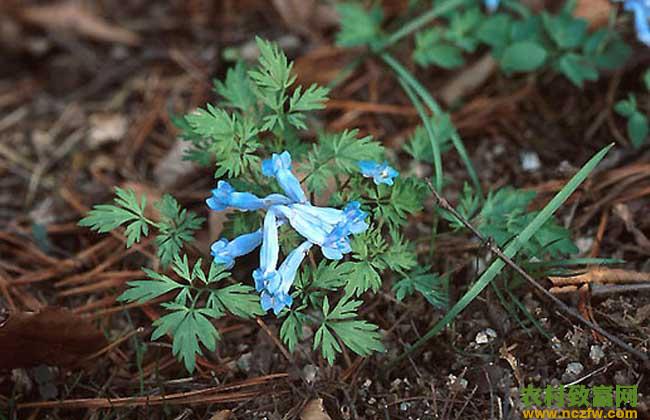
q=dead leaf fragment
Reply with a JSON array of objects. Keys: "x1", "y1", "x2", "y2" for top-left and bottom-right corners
[
  {"x1": 209, "y1": 410, "x2": 232, "y2": 420},
  {"x1": 548, "y1": 268, "x2": 650, "y2": 286},
  {"x1": 89, "y1": 113, "x2": 128, "y2": 149},
  {"x1": 574, "y1": 0, "x2": 612, "y2": 28},
  {"x1": 0, "y1": 308, "x2": 108, "y2": 369},
  {"x1": 19, "y1": 2, "x2": 140, "y2": 46},
  {"x1": 300, "y1": 398, "x2": 332, "y2": 420}
]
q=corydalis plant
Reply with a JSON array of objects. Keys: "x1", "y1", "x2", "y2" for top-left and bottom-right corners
[
  {"x1": 206, "y1": 151, "x2": 371, "y2": 315},
  {"x1": 79, "y1": 38, "x2": 429, "y2": 371}
]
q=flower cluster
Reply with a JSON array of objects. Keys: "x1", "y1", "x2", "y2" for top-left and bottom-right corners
[
  {"x1": 207, "y1": 152, "x2": 397, "y2": 315},
  {"x1": 623, "y1": 0, "x2": 650, "y2": 46}
]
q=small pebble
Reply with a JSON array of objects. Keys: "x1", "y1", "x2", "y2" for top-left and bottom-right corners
[
  {"x1": 302, "y1": 364, "x2": 318, "y2": 383},
  {"x1": 565, "y1": 362, "x2": 584, "y2": 377},
  {"x1": 521, "y1": 151, "x2": 541, "y2": 172},
  {"x1": 447, "y1": 374, "x2": 468, "y2": 390},
  {"x1": 590, "y1": 345, "x2": 605, "y2": 364},
  {"x1": 475, "y1": 328, "x2": 497, "y2": 344}
]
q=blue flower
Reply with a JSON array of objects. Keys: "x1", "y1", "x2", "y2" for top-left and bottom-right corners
[
  {"x1": 206, "y1": 180, "x2": 291, "y2": 212},
  {"x1": 260, "y1": 290, "x2": 293, "y2": 315},
  {"x1": 321, "y1": 202, "x2": 368, "y2": 259},
  {"x1": 210, "y1": 229, "x2": 262, "y2": 269},
  {"x1": 358, "y1": 161, "x2": 399, "y2": 186},
  {"x1": 271, "y1": 201, "x2": 368, "y2": 260},
  {"x1": 253, "y1": 211, "x2": 281, "y2": 293},
  {"x1": 259, "y1": 240, "x2": 313, "y2": 315},
  {"x1": 271, "y1": 204, "x2": 333, "y2": 246},
  {"x1": 484, "y1": 0, "x2": 499, "y2": 13},
  {"x1": 624, "y1": 0, "x2": 650, "y2": 46},
  {"x1": 262, "y1": 151, "x2": 308, "y2": 203}
]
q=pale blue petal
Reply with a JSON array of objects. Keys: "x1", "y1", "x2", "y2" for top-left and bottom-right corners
[
  {"x1": 358, "y1": 161, "x2": 399, "y2": 186},
  {"x1": 290, "y1": 204, "x2": 343, "y2": 225},
  {"x1": 627, "y1": 1, "x2": 650, "y2": 45},
  {"x1": 272, "y1": 205, "x2": 331, "y2": 244},
  {"x1": 210, "y1": 229, "x2": 263, "y2": 268},
  {"x1": 262, "y1": 151, "x2": 307, "y2": 203},
  {"x1": 277, "y1": 241, "x2": 313, "y2": 293},
  {"x1": 206, "y1": 180, "x2": 266, "y2": 212},
  {"x1": 259, "y1": 210, "x2": 279, "y2": 272}
]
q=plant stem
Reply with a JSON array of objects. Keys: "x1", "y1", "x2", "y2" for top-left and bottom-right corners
[
  {"x1": 381, "y1": 52, "x2": 481, "y2": 195},
  {"x1": 398, "y1": 78, "x2": 444, "y2": 192},
  {"x1": 382, "y1": 0, "x2": 469, "y2": 49},
  {"x1": 387, "y1": 144, "x2": 649, "y2": 369}
]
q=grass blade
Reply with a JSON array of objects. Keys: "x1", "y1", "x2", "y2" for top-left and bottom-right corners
[
  {"x1": 389, "y1": 144, "x2": 613, "y2": 367},
  {"x1": 381, "y1": 52, "x2": 481, "y2": 195},
  {"x1": 398, "y1": 78, "x2": 444, "y2": 191}
]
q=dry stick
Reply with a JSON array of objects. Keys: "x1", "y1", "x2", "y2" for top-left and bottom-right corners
[{"x1": 427, "y1": 181, "x2": 649, "y2": 362}]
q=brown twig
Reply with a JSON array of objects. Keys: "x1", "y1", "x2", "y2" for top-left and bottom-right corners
[{"x1": 427, "y1": 181, "x2": 649, "y2": 362}]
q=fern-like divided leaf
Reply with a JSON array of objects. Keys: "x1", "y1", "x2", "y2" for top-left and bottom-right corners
[
  {"x1": 304, "y1": 129, "x2": 384, "y2": 193},
  {"x1": 119, "y1": 256, "x2": 263, "y2": 372},
  {"x1": 314, "y1": 297, "x2": 384, "y2": 365},
  {"x1": 335, "y1": 2, "x2": 384, "y2": 48},
  {"x1": 78, "y1": 187, "x2": 149, "y2": 247},
  {"x1": 155, "y1": 195, "x2": 204, "y2": 267}
]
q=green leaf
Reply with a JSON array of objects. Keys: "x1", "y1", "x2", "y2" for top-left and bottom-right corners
[
  {"x1": 475, "y1": 187, "x2": 578, "y2": 258},
  {"x1": 287, "y1": 84, "x2": 330, "y2": 130},
  {"x1": 415, "y1": 43, "x2": 464, "y2": 69},
  {"x1": 211, "y1": 284, "x2": 264, "y2": 318},
  {"x1": 213, "y1": 61, "x2": 257, "y2": 112},
  {"x1": 304, "y1": 129, "x2": 384, "y2": 193},
  {"x1": 248, "y1": 37, "x2": 296, "y2": 93},
  {"x1": 335, "y1": 2, "x2": 384, "y2": 48},
  {"x1": 307, "y1": 260, "x2": 349, "y2": 291},
  {"x1": 557, "y1": 53, "x2": 598, "y2": 88},
  {"x1": 393, "y1": 144, "x2": 613, "y2": 366},
  {"x1": 542, "y1": 12, "x2": 587, "y2": 49},
  {"x1": 614, "y1": 96, "x2": 637, "y2": 117},
  {"x1": 118, "y1": 269, "x2": 185, "y2": 304},
  {"x1": 185, "y1": 104, "x2": 235, "y2": 140},
  {"x1": 172, "y1": 254, "x2": 193, "y2": 282},
  {"x1": 342, "y1": 261, "x2": 381, "y2": 297},
  {"x1": 586, "y1": 31, "x2": 631, "y2": 71},
  {"x1": 627, "y1": 112, "x2": 649, "y2": 148},
  {"x1": 313, "y1": 324, "x2": 340, "y2": 365},
  {"x1": 393, "y1": 269, "x2": 448, "y2": 309},
  {"x1": 280, "y1": 311, "x2": 305, "y2": 352},
  {"x1": 164, "y1": 310, "x2": 219, "y2": 373},
  {"x1": 154, "y1": 195, "x2": 204, "y2": 267},
  {"x1": 413, "y1": 28, "x2": 465, "y2": 69},
  {"x1": 476, "y1": 14, "x2": 512, "y2": 50},
  {"x1": 329, "y1": 320, "x2": 384, "y2": 357},
  {"x1": 315, "y1": 296, "x2": 384, "y2": 364},
  {"x1": 510, "y1": 15, "x2": 544, "y2": 43},
  {"x1": 500, "y1": 41, "x2": 547, "y2": 72},
  {"x1": 78, "y1": 187, "x2": 150, "y2": 247},
  {"x1": 643, "y1": 69, "x2": 650, "y2": 91},
  {"x1": 366, "y1": 177, "x2": 426, "y2": 227}
]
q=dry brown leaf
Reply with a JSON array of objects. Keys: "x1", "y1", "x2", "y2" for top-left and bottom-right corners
[
  {"x1": 209, "y1": 410, "x2": 233, "y2": 420},
  {"x1": 549, "y1": 268, "x2": 650, "y2": 286},
  {"x1": 153, "y1": 139, "x2": 196, "y2": 189},
  {"x1": 574, "y1": 0, "x2": 612, "y2": 28},
  {"x1": 0, "y1": 308, "x2": 108, "y2": 369},
  {"x1": 19, "y1": 2, "x2": 140, "y2": 46},
  {"x1": 272, "y1": 0, "x2": 338, "y2": 33},
  {"x1": 300, "y1": 399, "x2": 332, "y2": 420},
  {"x1": 441, "y1": 54, "x2": 497, "y2": 106},
  {"x1": 613, "y1": 203, "x2": 650, "y2": 249},
  {"x1": 272, "y1": 0, "x2": 315, "y2": 33}
]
